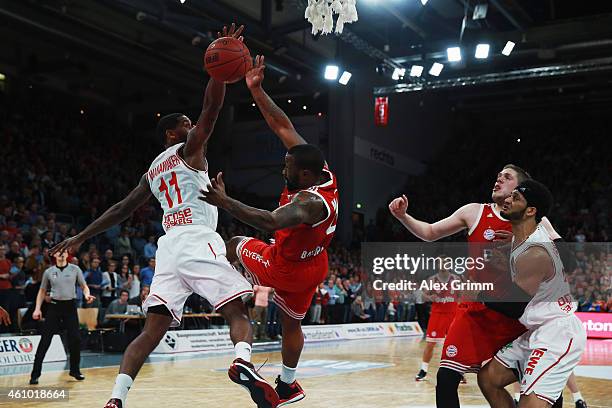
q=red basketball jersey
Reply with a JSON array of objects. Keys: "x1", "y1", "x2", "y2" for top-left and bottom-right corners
[
  {"x1": 431, "y1": 273, "x2": 460, "y2": 314},
  {"x1": 273, "y1": 166, "x2": 339, "y2": 262},
  {"x1": 467, "y1": 203, "x2": 512, "y2": 286},
  {"x1": 467, "y1": 203, "x2": 511, "y2": 243}
]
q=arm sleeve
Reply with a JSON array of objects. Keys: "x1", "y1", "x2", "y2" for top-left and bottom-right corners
[
  {"x1": 76, "y1": 266, "x2": 86, "y2": 287},
  {"x1": 40, "y1": 269, "x2": 50, "y2": 290}
]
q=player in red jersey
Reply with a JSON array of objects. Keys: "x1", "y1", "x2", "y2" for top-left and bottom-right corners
[
  {"x1": 200, "y1": 55, "x2": 337, "y2": 407},
  {"x1": 416, "y1": 257, "x2": 461, "y2": 382},
  {"x1": 389, "y1": 164, "x2": 534, "y2": 408}
]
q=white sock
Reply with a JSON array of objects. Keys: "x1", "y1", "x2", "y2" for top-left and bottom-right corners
[
  {"x1": 573, "y1": 392, "x2": 583, "y2": 402},
  {"x1": 514, "y1": 392, "x2": 520, "y2": 401},
  {"x1": 280, "y1": 364, "x2": 297, "y2": 384},
  {"x1": 235, "y1": 342, "x2": 252, "y2": 362},
  {"x1": 421, "y1": 362, "x2": 429, "y2": 372},
  {"x1": 111, "y1": 373, "x2": 133, "y2": 402}
]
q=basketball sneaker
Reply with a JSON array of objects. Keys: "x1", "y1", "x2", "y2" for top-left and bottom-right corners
[
  {"x1": 275, "y1": 375, "x2": 305, "y2": 406},
  {"x1": 575, "y1": 400, "x2": 588, "y2": 408},
  {"x1": 415, "y1": 369, "x2": 427, "y2": 381},
  {"x1": 104, "y1": 398, "x2": 122, "y2": 408},
  {"x1": 228, "y1": 358, "x2": 279, "y2": 408}
]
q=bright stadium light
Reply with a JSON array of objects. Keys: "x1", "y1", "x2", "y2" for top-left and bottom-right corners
[
  {"x1": 475, "y1": 43, "x2": 490, "y2": 59},
  {"x1": 410, "y1": 65, "x2": 424, "y2": 77},
  {"x1": 447, "y1": 47, "x2": 462, "y2": 62},
  {"x1": 324, "y1": 65, "x2": 339, "y2": 80},
  {"x1": 391, "y1": 67, "x2": 406, "y2": 80},
  {"x1": 502, "y1": 41, "x2": 515, "y2": 56},
  {"x1": 420, "y1": 0, "x2": 428, "y2": 5},
  {"x1": 429, "y1": 62, "x2": 444, "y2": 76},
  {"x1": 338, "y1": 71, "x2": 352, "y2": 85}
]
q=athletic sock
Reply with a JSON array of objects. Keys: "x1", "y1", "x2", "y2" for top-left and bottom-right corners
[
  {"x1": 280, "y1": 364, "x2": 297, "y2": 384},
  {"x1": 111, "y1": 373, "x2": 133, "y2": 402},
  {"x1": 514, "y1": 392, "x2": 520, "y2": 401},
  {"x1": 573, "y1": 392, "x2": 583, "y2": 402},
  {"x1": 421, "y1": 362, "x2": 429, "y2": 372},
  {"x1": 235, "y1": 342, "x2": 252, "y2": 362}
]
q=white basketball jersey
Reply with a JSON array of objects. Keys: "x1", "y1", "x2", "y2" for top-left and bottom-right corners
[
  {"x1": 146, "y1": 143, "x2": 217, "y2": 232},
  {"x1": 510, "y1": 225, "x2": 576, "y2": 329}
]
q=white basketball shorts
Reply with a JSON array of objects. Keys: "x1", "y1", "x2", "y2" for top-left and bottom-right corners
[
  {"x1": 494, "y1": 315, "x2": 586, "y2": 404},
  {"x1": 142, "y1": 225, "x2": 253, "y2": 327}
]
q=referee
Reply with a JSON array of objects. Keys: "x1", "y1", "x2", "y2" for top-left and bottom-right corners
[{"x1": 30, "y1": 250, "x2": 95, "y2": 385}]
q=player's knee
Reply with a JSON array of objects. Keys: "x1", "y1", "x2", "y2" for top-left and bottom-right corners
[
  {"x1": 477, "y1": 366, "x2": 493, "y2": 392},
  {"x1": 226, "y1": 236, "x2": 246, "y2": 263},
  {"x1": 436, "y1": 367, "x2": 462, "y2": 391}
]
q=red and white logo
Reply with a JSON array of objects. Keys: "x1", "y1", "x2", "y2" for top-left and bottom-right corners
[
  {"x1": 483, "y1": 228, "x2": 495, "y2": 240},
  {"x1": 446, "y1": 345, "x2": 458, "y2": 357},
  {"x1": 19, "y1": 338, "x2": 33, "y2": 353}
]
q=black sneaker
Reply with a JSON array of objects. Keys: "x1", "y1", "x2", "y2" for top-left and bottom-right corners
[
  {"x1": 228, "y1": 358, "x2": 279, "y2": 408},
  {"x1": 576, "y1": 400, "x2": 588, "y2": 408},
  {"x1": 104, "y1": 398, "x2": 123, "y2": 408},
  {"x1": 275, "y1": 375, "x2": 305, "y2": 406},
  {"x1": 415, "y1": 369, "x2": 427, "y2": 382},
  {"x1": 29, "y1": 377, "x2": 39, "y2": 385},
  {"x1": 69, "y1": 371, "x2": 85, "y2": 381}
]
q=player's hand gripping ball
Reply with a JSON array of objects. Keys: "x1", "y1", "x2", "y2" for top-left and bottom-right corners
[{"x1": 205, "y1": 31, "x2": 252, "y2": 83}]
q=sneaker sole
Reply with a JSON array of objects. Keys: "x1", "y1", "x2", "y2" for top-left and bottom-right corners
[
  {"x1": 229, "y1": 362, "x2": 279, "y2": 408},
  {"x1": 277, "y1": 392, "x2": 305, "y2": 407}
]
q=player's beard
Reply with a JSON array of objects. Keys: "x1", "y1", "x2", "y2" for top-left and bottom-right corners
[
  {"x1": 285, "y1": 176, "x2": 299, "y2": 192},
  {"x1": 500, "y1": 207, "x2": 526, "y2": 221}
]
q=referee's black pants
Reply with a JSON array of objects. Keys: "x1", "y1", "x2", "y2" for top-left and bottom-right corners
[{"x1": 31, "y1": 299, "x2": 81, "y2": 379}]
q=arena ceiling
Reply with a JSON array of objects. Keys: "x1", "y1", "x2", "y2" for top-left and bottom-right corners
[{"x1": 2, "y1": 0, "x2": 612, "y2": 111}]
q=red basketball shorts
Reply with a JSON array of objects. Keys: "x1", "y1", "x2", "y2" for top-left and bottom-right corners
[
  {"x1": 426, "y1": 311, "x2": 456, "y2": 343},
  {"x1": 236, "y1": 237, "x2": 328, "y2": 320},
  {"x1": 439, "y1": 302, "x2": 527, "y2": 373}
]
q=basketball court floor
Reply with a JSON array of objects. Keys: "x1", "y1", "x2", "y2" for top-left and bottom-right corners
[{"x1": 1, "y1": 337, "x2": 610, "y2": 407}]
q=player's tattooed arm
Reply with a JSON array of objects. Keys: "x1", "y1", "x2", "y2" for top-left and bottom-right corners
[
  {"x1": 246, "y1": 55, "x2": 306, "y2": 149},
  {"x1": 50, "y1": 174, "x2": 152, "y2": 256},
  {"x1": 199, "y1": 173, "x2": 326, "y2": 232}
]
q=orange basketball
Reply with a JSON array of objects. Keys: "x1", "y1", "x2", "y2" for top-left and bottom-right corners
[{"x1": 204, "y1": 37, "x2": 252, "y2": 84}]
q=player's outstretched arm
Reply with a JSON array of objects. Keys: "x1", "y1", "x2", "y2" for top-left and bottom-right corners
[
  {"x1": 389, "y1": 195, "x2": 480, "y2": 241},
  {"x1": 50, "y1": 175, "x2": 152, "y2": 256},
  {"x1": 184, "y1": 23, "x2": 244, "y2": 161},
  {"x1": 199, "y1": 172, "x2": 326, "y2": 232},
  {"x1": 246, "y1": 55, "x2": 306, "y2": 149}
]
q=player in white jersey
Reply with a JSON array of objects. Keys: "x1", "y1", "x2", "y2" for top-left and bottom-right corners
[
  {"x1": 51, "y1": 24, "x2": 279, "y2": 408},
  {"x1": 477, "y1": 180, "x2": 586, "y2": 408}
]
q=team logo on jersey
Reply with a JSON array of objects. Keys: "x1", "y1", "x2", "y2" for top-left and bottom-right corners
[
  {"x1": 431, "y1": 331, "x2": 437, "y2": 337},
  {"x1": 483, "y1": 228, "x2": 495, "y2": 240},
  {"x1": 445, "y1": 345, "x2": 458, "y2": 357}
]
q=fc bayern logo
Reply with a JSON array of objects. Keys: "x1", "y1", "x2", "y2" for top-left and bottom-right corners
[
  {"x1": 483, "y1": 228, "x2": 495, "y2": 240},
  {"x1": 19, "y1": 338, "x2": 33, "y2": 353},
  {"x1": 431, "y1": 331, "x2": 437, "y2": 337},
  {"x1": 446, "y1": 345, "x2": 458, "y2": 357}
]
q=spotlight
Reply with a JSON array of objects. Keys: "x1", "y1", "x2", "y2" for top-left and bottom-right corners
[
  {"x1": 80, "y1": 109, "x2": 84, "y2": 115},
  {"x1": 324, "y1": 65, "x2": 339, "y2": 80},
  {"x1": 156, "y1": 113, "x2": 161, "y2": 117},
  {"x1": 356, "y1": 203, "x2": 363, "y2": 209},
  {"x1": 447, "y1": 47, "x2": 462, "y2": 62},
  {"x1": 409, "y1": 65, "x2": 424, "y2": 77},
  {"x1": 420, "y1": 0, "x2": 428, "y2": 5},
  {"x1": 475, "y1": 44, "x2": 490, "y2": 59},
  {"x1": 429, "y1": 63, "x2": 444, "y2": 76},
  {"x1": 391, "y1": 67, "x2": 406, "y2": 80},
  {"x1": 179, "y1": 0, "x2": 186, "y2": 3},
  {"x1": 287, "y1": 99, "x2": 292, "y2": 104},
  {"x1": 251, "y1": 103, "x2": 256, "y2": 107},
  {"x1": 0, "y1": 73, "x2": 5, "y2": 81},
  {"x1": 502, "y1": 41, "x2": 515, "y2": 56},
  {"x1": 302, "y1": 105, "x2": 307, "y2": 110},
  {"x1": 338, "y1": 71, "x2": 352, "y2": 85}
]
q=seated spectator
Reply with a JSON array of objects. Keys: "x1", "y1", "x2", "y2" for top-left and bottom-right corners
[
  {"x1": 84, "y1": 258, "x2": 103, "y2": 308},
  {"x1": 9, "y1": 256, "x2": 26, "y2": 289},
  {"x1": 115, "y1": 227, "x2": 133, "y2": 258},
  {"x1": 140, "y1": 258, "x2": 155, "y2": 287},
  {"x1": 0, "y1": 244, "x2": 12, "y2": 290},
  {"x1": 129, "y1": 264, "x2": 141, "y2": 299},
  {"x1": 351, "y1": 296, "x2": 370, "y2": 323},
  {"x1": 128, "y1": 285, "x2": 150, "y2": 308},
  {"x1": 101, "y1": 261, "x2": 119, "y2": 308},
  {"x1": 102, "y1": 290, "x2": 130, "y2": 328},
  {"x1": 6, "y1": 241, "x2": 23, "y2": 262},
  {"x1": 143, "y1": 236, "x2": 157, "y2": 259}
]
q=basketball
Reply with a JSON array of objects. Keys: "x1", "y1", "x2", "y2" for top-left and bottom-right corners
[{"x1": 205, "y1": 37, "x2": 252, "y2": 84}]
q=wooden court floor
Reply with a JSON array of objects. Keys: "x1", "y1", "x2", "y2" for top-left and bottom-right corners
[{"x1": 1, "y1": 337, "x2": 610, "y2": 408}]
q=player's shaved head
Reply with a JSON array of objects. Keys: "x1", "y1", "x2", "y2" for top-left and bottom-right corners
[{"x1": 287, "y1": 144, "x2": 325, "y2": 176}]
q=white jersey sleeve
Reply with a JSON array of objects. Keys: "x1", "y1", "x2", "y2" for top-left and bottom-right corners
[{"x1": 146, "y1": 143, "x2": 217, "y2": 232}]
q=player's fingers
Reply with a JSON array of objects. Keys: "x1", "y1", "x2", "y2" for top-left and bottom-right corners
[
  {"x1": 223, "y1": 25, "x2": 228, "y2": 36},
  {"x1": 260, "y1": 55, "x2": 265, "y2": 66},
  {"x1": 238, "y1": 36, "x2": 244, "y2": 42},
  {"x1": 217, "y1": 172, "x2": 224, "y2": 187},
  {"x1": 234, "y1": 24, "x2": 244, "y2": 38},
  {"x1": 230, "y1": 23, "x2": 236, "y2": 35}
]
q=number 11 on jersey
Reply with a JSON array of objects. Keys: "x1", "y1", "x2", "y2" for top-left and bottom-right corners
[{"x1": 159, "y1": 171, "x2": 183, "y2": 208}]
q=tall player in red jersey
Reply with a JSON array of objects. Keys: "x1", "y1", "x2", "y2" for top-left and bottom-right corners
[
  {"x1": 200, "y1": 55, "x2": 338, "y2": 407},
  {"x1": 389, "y1": 164, "x2": 533, "y2": 408},
  {"x1": 416, "y1": 258, "x2": 461, "y2": 382}
]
